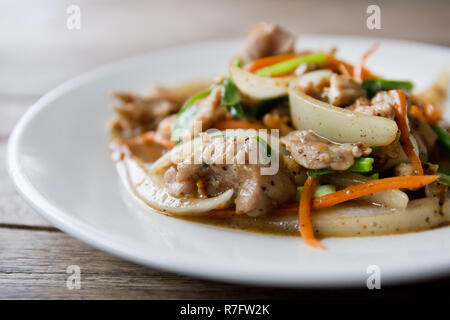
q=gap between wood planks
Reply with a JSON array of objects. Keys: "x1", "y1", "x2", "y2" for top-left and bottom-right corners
[{"x1": 0, "y1": 223, "x2": 59, "y2": 232}]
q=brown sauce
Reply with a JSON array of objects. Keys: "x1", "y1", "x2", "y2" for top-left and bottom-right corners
[{"x1": 109, "y1": 79, "x2": 450, "y2": 238}]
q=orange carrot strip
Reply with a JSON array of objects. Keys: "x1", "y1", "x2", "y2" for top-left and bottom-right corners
[
  {"x1": 423, "y1": 103, "x2": 442, "y2": 125},
  {"x1": 326, "y1": 55, "x2": 377, "y2": 79},
  {"x1": 410, "y1": 105, "x2": 427, "y2": 123},
  {"x1": 128, "y1": 131, "x2": 175, "y2": 149},
  {"x1": 213, "y1": 120, "x2": 266, "y2": 130},
  {"x1": 339, "y1": 63, "x2": 352, "y2": 78},
  {"x1": 244, "y1": 53, "x2": 297, "y2": 72},
  {"x1": 353, "y1": 44, "x2": 379, "y2": 82},
  {"x1": 299, "y1": 176, "x2": 324, "y2": 249},
  {"x1": 392, "y1": 90, "x2": 423, "y2": 175},
  {"x1": 313, "y1": 175, "x2": 439, "y2": 210}
]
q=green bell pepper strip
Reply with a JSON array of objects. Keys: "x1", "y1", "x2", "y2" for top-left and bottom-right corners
[
  {"x1": 255, "y1": 52, "x2": 328, "y2": 77},
  {"x1": 361, "y1": 79, "x2": 414, "y2": 99}
]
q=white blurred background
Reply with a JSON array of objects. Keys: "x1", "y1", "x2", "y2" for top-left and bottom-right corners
[{"x1": 1, "y1": 0, "x2": 449, "y2": 96}]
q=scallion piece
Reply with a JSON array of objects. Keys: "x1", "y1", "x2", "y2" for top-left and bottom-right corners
[
  {"x1": 367, "y1": 172, "x2": 380, "y2": 180},
  {"x1": 347, "y1": 157, "x2": 374, "y2": 173},
  {"x1": 171, "y1": 87, "x2": 213, "y2": 143},
  {"x1": 256, "y1": 53, "x2": 328, "y2": 77},
  {"x1": 362, "y1": 79, "x2": 414, "y2": 98},
  {"x1": 307, "y1": 157, "x2": 374, "y2": 178},
  {"x1": 433, "y1": 125, "x2": 450, "y2": 151},
  {"x1": 220, "y1": 78, "x2": 244, "y2": 118},
  {"x1": 438, "y1": 171, "x2": 450, "y2": 185},
  {"x1": 297, "y1": 184, "x2": 336, "y2": 200}
]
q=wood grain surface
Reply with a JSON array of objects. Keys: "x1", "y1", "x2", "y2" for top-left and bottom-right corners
[{"x1": 1, "y1": 0, "x2": 450, "y2": 299}]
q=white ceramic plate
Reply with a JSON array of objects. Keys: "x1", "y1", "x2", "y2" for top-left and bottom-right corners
[{"x1": 7, "y1": 36, "x2": 450, "y2": 287}]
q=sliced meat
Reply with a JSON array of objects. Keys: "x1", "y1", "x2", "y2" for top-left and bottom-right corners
[
  {"x1": 112, "y1": 86, "x2": 180, "y2": 137},
  {"x1": 156, "y1": 114, "x2": 176, "y2": 141},
  {"x1": 164, "y1": 134, "x2": 297, "y2": 216},
  {"x1": 281, "y1": 130, "x2": 372, "y2": 170},
  {"x1": 178, "y1": 86, "x2": 228, "y2": 142},
  {"x1": 239, "y1": 22, "x2": 296, "y2": 64},
  {"x1": 394, "y1": 162, "x2": 416, "y2": 177},
  {"x1": 193, "y1": 87, "x2": 228, "y2": 132},
  {"x1": 371, "y1": 134, "x2": 405, "y2": 170},
  {"x1": 423, "y1": 162, "x2": 449, "y2": 203},
  {"x1": 369, "y1": 91, "x2": 397, "y2": 119},
  {"x1": 347, "y1": 91, "x2": 396, "y2": 119},
  {"x1": 327, "y1": 74, "x2": 365, "y2": 107}
]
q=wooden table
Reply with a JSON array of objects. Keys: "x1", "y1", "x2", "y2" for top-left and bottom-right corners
[{"x1": 1, "y1": 0, "x2": 450, "y2": 299}]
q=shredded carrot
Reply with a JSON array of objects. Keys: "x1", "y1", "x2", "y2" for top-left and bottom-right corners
[
  {"x1": 299, "y1": 176, "x2": 324, "y2": 249},
  {"x1": 313, "y1": 175, "x2": 439, "y2": 210},
  {"x1": 353, "y1": 44, "x2": 379, "y2": 82},
  {"x1": 423, "y1": 103, "x2": 442, "y2": 125},
  {"x1": 243, "y1": 53, "x2": 297, "y2": 72},
  {"x1": 410, "y1": 103, "x2": 442, "y2": 126},
  {"x1": 392, "y1": 90, "x2": 423, "y2": 175},
  {"x1": 262, "y1": 114, "x2": 294, "y2": 135},
  {"x1": 127, "y1": 131, "x2": 175, "y2": 149},
  {"x1": 326, "y1": 55, "x2": 377, "y2": 79},
  {"x1": 410, "y1": 105, "x2": 427, "y2": 123},
  {"x1": 213, "y1": 120, "x2": 266, "y2": 130},
  {"x1": 338, "y1": 63, "x2": 352, "y2": 78}
]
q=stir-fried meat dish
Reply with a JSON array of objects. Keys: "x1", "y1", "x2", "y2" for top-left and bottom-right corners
[{"x1": 109, "y1": 22, "x2": 450, "y2": 249}]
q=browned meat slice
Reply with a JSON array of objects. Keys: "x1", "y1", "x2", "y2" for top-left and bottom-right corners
[
  {"x1": 164, "y1": 165, "x2": 200, "y2": 197},
  {"x1": 113, "y1": 86, "x2": 181, "y2": 138},
  {"x1": 193, "y1": 87, "x2": 228, "y2": 132},
  {"x1": 327, "y1": 74, "x2": 365, "y2": 107},
  {"x1": 112, "y1": 86, "x2": 181, "y2": 138},
  {"x1": 178, "y1": 86, "x2": 228, "y2": 142},
  {"x1": 156, "y1": 114, "x2": 176, "y2": 141},
  {"x1": 281, "y1": 130, "x2": 372, "y2": 170},
  {"x1": 347, "y1": 91, "x2": 396, "y2": 119},
  {"x1": 164, "y1": 135, "x2": 296, "y2": 216},
  {"x1": 371, "y1": 134, "x2": 404, "y2": 170},
  {"x1": 239, "y1": 22, "x2": 296, "y2": 64},
  {"x1": 394, "y1": 162, "x2": 416, "y2": 177},
  {"x1": 423, "y1": 162, "x2": 449, "y2": 203}
]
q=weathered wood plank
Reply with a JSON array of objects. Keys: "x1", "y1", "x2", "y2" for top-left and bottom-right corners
[
  {"x1": 1, "y1": 0, "x2": 449, "y2": 96},
  {"x1": 1, "y1": 228, "x2": 450, "y2": 299},
  {"x1": 0, "y1": 229, "x2": 304, "y2": 299}
]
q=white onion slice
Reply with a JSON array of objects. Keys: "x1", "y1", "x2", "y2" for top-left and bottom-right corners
[
  {"x1": 116, "y1": 147, "x2": 233, "y2": 216},
  {"x1": 289, "y1": 71, "x2": 399, "y2": 147},
  {"x1": 229, "y1": 64, "x2": 294, "y2": 101}
]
